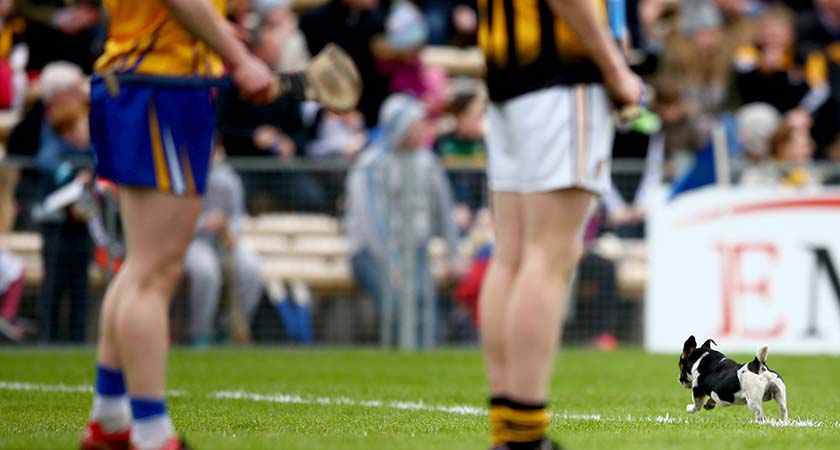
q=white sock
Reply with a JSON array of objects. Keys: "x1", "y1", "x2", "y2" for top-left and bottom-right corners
[
  {"x1": 91, "y1": 395, "x2": 131, "y2": 432},
  {"x1": 131, "y1": 415, "x2": 175, "y2": 450}
]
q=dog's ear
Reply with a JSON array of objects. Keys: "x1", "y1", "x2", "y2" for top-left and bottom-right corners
[
  {"x1": 682, "y1": 336, "x2": 697, "y2": 357},
  {"x1": 701, "y1": 339, "x2": 717, "y2": 349}
]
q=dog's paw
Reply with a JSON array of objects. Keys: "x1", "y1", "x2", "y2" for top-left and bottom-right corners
[
  {"x1": 686, "y1": 404, "x2": 699, "y2": 414},
  {"x1": 703, "y1": 401, "x2": 716, "y2": 410}
]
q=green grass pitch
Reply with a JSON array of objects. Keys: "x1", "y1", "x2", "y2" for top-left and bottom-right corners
[{"x1": 1, "y1": 348, "x2": 839, "y2": 450}]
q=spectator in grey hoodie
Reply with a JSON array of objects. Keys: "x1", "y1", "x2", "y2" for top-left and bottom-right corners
[
  {"x1": 345, "y1": 94, "x2": 460, "y2": 346},
  {"x1": 183, "y1": 146, "x2": 263, "y2": 348}
]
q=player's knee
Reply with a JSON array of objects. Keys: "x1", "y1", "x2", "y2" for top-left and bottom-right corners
[
  {"x1": 131, "y1": 259, "x2": 186, "y2": 298},
  {"x1": 492, "y1": 249, "x2": 523, "y2": 275},
  {"x1": 526, "y1": 239, "x2": 583, "y2": 278}
]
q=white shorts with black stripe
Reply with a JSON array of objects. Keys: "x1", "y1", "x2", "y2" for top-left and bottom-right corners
[{"x1": 485, "y1": 84, "x2": 614, "y2": 194}]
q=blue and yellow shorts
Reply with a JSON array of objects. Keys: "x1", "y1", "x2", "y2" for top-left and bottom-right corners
[{"x1": 90, "y1": 76, "x2": 216, "y2": 196}]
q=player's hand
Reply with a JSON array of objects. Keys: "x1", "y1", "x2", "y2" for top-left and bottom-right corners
[
  {"x1": 604, "y1": 66, "x2": 644, "y2": 109},
  {"x1": 231, "y1": 55, "x2": 276, "y2": 105}
]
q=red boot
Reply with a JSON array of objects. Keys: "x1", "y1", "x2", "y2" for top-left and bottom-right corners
[{"x1": 80, "y1": 421, "x2": 131, "y2": 450}]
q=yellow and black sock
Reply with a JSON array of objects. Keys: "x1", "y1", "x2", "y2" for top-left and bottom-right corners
[
  {"x1": 505, "y1": 399, "x2": 549, "y2": 450},
  {"x1": 489, "y1": 397, "x2": 510, "y2": 448}
]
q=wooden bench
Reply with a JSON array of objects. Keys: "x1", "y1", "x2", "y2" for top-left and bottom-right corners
[
  {"x1": 240, "y1": 214, "x2": 453, "y2": 293},
  {"x1": 4, "y1": 232, "x2": 105, "y2": 286},
  {"x1": 5, "y1": 214, "x2": 649, "y2": 299}
]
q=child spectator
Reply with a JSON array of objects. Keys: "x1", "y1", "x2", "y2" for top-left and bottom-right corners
[
  {"x1": 771, "y1": 124, "x2": 818, "y2": 187},
  {"x1": 345, "y1": 94, "x2": 460, "y2": 347},
  {"x1": 435, "y1": 90, "x2": 486, "y2": 166},
  {"x1": 377, "y1": 1, "x2": 448, "y2": 115},
  {"x1": 741, "y1": 123, "x2": 818, "y2": 187},
  {"x1": 735, "y1": 101, "x2": 782, "y2": 167},
  {"x1": 183, "y1": 145, "x2": 263, "y2": 348},
  {"x1": 434, "y1": 89, "x2": 486, "y2": 214}
]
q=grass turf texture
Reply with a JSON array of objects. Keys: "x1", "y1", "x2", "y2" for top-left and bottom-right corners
[{"x1": 1, "y1": 349, "x2": 839, "y2": 450}]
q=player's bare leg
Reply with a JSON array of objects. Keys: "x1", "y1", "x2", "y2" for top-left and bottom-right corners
[
  {"x1": 479, "y1": 192, "x2": 524, "y2": 448},
  {"x1": 111, "y1": 188, "x2": 201, "y2": 450},
  {"x1": 504, "y1": 189, "x2": 594, "y2": 449}
]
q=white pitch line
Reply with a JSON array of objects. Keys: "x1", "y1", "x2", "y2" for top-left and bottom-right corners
[
  {"x1": 2, "y1": 380, "x2": 838, "y2": 429},
  {"x1": 0, "y1": 380, "x2": 92, "y2": 394},
  {"x1": 0, "y1": 381, "x2": 189, "y2": 396},
  {"x1": 212, "y1": 390, "x2": 487, "y2": 416}
]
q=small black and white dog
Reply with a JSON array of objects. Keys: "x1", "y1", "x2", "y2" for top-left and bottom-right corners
[{"x1": 677, "y1": 336, "x2": 788, "y2": 422}]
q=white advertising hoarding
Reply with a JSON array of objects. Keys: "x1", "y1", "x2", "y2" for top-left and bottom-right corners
[{"x1": 646, "y1": 187, "x2": 840, "y2": 354}]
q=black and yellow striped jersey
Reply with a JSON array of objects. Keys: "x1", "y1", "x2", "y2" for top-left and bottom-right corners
[{"x1": 478, "y1": 0, "x2": 606, "y2": 102}]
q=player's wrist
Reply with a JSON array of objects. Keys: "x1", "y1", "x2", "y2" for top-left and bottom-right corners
[
  {"x1": 601, "y1": 56, "x2": 631, "y2": 83},
  {"x1": 225, "y1": 46, "x2": 252, "y2": 71}
]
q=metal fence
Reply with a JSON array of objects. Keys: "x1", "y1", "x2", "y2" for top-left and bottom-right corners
[{"x1": 0, "y1": 157, "x2": 651, "y2": 348}]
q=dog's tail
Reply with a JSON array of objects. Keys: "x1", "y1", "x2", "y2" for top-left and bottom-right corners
[{"x1": 756, "y1": 345, "x2": 769, "y2": 364}]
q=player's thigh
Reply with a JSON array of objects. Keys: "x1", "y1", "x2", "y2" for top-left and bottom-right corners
[
  {"x1": 118, "y1": 186, "x2": 202, "y2": 280},
  {"x1": 523, "y1": 189, "x2": 595, "y2": 246},
  {"x1": 488, "y1": 191, "x2": 525, "y2": 269}
]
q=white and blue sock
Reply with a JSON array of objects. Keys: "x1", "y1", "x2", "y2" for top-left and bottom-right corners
[
  {"x1": 130, "y1": 398, "x2": 174, "y2": 450},
  {"x1": 91, "y1": 364, "x2": 131, "y2": 433}
]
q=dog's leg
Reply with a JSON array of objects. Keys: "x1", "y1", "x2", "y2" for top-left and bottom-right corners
[
  {"x1": 775, "y1": 380, "x2": 788, "y2": 422},
  {"x1": 746, "y1": 395, "x2": 766, "y2": 422},
  {"x1": 741, "y1": 375, "x2": 769, "y2": 422},
  {"x1": 686, "y1": 397, "x2": 705, "y2": 414},
  {"x1": 687, "y1": 386, "x2": 708, "y2": 414},
  {"x1": 704, "y1": 399, "x2": 717, "y2": 410}
]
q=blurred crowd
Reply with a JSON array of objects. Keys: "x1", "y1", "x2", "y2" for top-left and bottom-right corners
[{"x1": 2, "y1": 0, "x2": 840, "y2": 347}]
